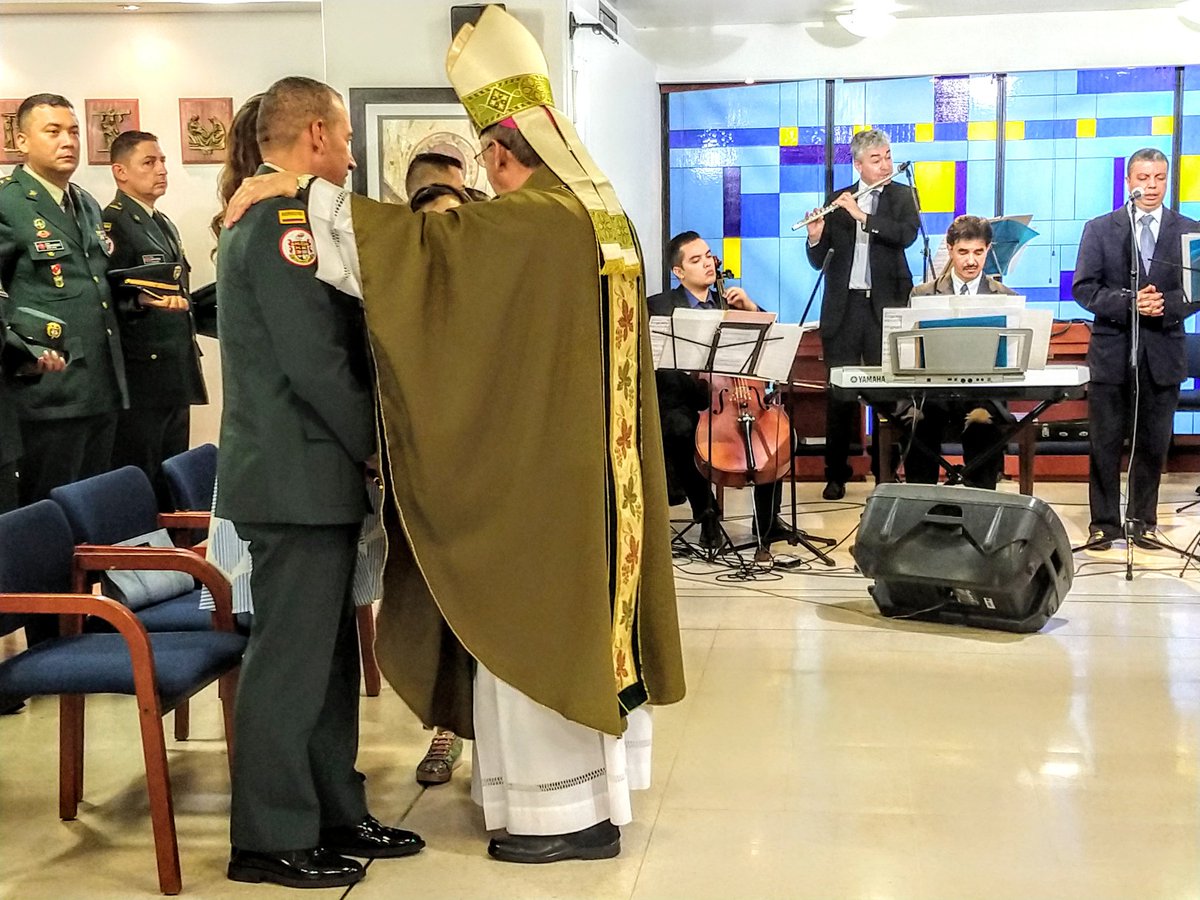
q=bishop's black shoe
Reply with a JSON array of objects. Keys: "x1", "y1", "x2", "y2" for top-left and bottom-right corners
[
  {"x1": 487, "y1": 820, "x2": 621, "y2": 864},
  {"x1": 320, "y1": 814, "x2": 425, "y2": 859},
  {"x1": 227, "y1": 847, "x2": 364, "y2": 888}
]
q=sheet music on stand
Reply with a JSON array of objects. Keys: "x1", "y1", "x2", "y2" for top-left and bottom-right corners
[{"x1": 649, "y1": 309, "x2": 804, "y2": 382}]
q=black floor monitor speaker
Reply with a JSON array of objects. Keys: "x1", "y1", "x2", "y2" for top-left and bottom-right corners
[{"x1": 852, "y1": 484, "x2": 1073, "y2": 633}]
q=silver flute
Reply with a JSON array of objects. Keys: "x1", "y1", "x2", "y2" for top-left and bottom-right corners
[{"x1": 789, "y1": 166, "x2": 906, "y2": 231}]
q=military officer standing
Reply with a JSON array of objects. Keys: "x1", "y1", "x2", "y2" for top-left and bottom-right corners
[
  {"x1": 103, "y1": 130, "x2": 205, "y2": 501},
  {"x1": 0, "y1": 93, "x2": 127, "y2": 504},
  {"x1": 218, "y1": 76, "x2": 422, "y2": 888}
]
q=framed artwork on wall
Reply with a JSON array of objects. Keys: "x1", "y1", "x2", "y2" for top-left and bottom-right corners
[
  {"x1": 84, "y1": 98, "x2": 139, "y2": 165},
  {"x1": 179, "y1": 97, "x2": 234, "y2": 164},
  {"x1": 348, "y1": 87, "x2": 490, "y2": 203},
  {"x1": 1, "y1": 99, "x2": 22, "y2": 164}
]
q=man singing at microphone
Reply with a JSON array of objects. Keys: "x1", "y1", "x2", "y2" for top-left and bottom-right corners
[
  {"x1": 805, "y1": 129, "x2": 920, "y2": 500},
  {"x1": 1074, "y1": 148, "x2": 1199, "y2": 550}
]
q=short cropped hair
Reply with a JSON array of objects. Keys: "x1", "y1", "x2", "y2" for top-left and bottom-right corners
[
  {"x1": 944, "y1": 215, "x2": 993, "y2": 246},
  {"x1": 1127, "y1": 147, "x2": 1168, "y2": 174},
  {"x1": 109, "y1": 130, "x2": 158, "y2": 164},
  {"x1": 405, "y1": 152, "x2": 464, "y2": 198},
  {"x1": 667, "y1": 230, "x2": 703, "y2": 269},
  {"x1": 17, "y1": 93, "x2": 73, "y2": 130},
  {"x1": 480, "y1": 123, "x2": 544, "y2": 170},
  {"x1": 850, "y1": 128, "x2": 890, "y2": 162},
  {"x1": 257, "y1": 76, "x2": 341, "y2": 151}
]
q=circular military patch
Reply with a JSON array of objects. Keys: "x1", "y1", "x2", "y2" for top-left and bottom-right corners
[{"x1": 279, "y1": 228, "x2": 317, "y2": 267}]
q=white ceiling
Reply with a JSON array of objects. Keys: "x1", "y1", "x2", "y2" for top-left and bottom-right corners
[
  {"x1": 611, "y1": 0, "x2": 1181, "y2": 27},
  {"x1": 0, "y1": 0, "x2": 315, "y2": 13}
]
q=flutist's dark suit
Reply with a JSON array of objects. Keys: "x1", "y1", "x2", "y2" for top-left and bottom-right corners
[
  {"x1": 806, "y1": 181, "x2": 919, "y2": 484},
  {"x1": 1074, "y1": 204, "x2": 1199, "y2": 538}
]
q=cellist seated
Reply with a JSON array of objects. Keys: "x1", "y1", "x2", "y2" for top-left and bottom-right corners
[{"x1": 647, "y1": 231, "x2": 784, "y2": 550}]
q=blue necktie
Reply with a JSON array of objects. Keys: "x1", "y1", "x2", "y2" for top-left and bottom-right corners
[{"x1": 1139, "y1": 214, "x2": 1156, "y2": 272}]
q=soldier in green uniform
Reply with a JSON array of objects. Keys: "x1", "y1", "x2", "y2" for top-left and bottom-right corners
[
  {"x1": 102, "y1": 129, "x2": 206, "y2": 502},
  {"x1": 0, "y1": 93, "x2": 127, "y2": 504},
  {"x1": 217, "y1": 76, "x2": 422, "y2": 890}
]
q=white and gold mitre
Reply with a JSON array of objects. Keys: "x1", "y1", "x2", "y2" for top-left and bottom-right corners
[{"x1": 446, "y1": 4, "x2": 640, "y2": 275}]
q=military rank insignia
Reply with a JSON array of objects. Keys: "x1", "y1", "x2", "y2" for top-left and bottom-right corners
[{"x1": 279, "y1": 228, "x2": 317, "y2": 267}]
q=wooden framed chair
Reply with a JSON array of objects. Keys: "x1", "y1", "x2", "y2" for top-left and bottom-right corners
[
  {"x1": 0, "y1": 501, "x2": 245, "y2": 895},
  {"x1": 162, "y1": 444, "x2": 384, "y2": 698}
]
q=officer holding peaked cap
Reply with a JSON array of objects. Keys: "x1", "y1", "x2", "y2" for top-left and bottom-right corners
[{"x1": 0, "y1": 293, "x2": 67, "y2": 514}]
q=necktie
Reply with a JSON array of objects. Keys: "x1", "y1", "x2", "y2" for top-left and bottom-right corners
[
  {"x1": 60, "y1": 190, "x2": 74, "y2": 220},
  {"x1": 1139, "y1": 214, "x2": 1156, "y2": 272},
  {"x1": 959, "y1": 283, "x2": 970, "y2": 295},
  {"x1": 152, "y1": 210, "x2": 178, "y2": 257}
]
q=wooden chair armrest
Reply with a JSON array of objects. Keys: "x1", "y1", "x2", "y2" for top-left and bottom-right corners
[
  {"x1": 72, "y1": 546, "x2": 236, "y2": 633},
  {"x1": 158, "y1": 511, "x2": 211, "y2": 530}
]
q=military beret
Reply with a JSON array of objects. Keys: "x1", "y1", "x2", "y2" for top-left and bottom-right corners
[
  {"x1": 6, "y1": 306, "x2": 67, "y2": 361},
  {"x1": 108, "y1": 261, "x2": 186, "y2": 304}
]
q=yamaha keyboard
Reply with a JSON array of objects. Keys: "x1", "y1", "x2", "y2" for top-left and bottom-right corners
[{"x1": 829, "y1": 364, "x2": 1089, "y2": 402}]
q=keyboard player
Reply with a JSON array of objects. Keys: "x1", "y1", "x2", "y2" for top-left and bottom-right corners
[{"x1": 904, "y1": 215, "x2": 1017, "y2": 489}]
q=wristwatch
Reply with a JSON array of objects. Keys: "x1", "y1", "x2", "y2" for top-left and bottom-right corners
[{"x1": 296, "y1": 173, "x2": 315, "y2": 201}]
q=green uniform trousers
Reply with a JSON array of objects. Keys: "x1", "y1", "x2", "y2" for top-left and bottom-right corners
[{"x1": 229, "y1": 521, "x2": 368, "y2": 851}]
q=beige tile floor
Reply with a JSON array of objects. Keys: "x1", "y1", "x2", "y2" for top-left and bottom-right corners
[{"x1": 2, "y1": 477, "x2": 1200, "y2": 899}]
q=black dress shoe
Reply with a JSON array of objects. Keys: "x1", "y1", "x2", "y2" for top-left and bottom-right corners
[
  {"x1": 822, "y1": 481, "x2": 846, "y2": 501},
  {"x1": 1130, "y1": 527, "x2": 1162, "y2": 551},
  {"x1": 320, "y1": 814, "x2": 425, "y2": 859},
  {"x1": 488, "y1": 820, "x2": 621, "y2": 864},
  {"x1": 698, "y1": 510, "x2": 722, "y2": 549},
  {"x1": 1085, "y1": 529, "x2": 1113, "y2": 552},
  {"x1": 227, "y1": 847, "x2": 364, "y2": 888}
]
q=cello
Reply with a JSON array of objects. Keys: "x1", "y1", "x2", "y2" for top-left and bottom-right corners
[{"x1": 694, "y1": 263, "x2": 793, "y2": 488}]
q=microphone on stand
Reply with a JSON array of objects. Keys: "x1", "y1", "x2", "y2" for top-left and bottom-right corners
[{"x1": 1129, "y1": 187, "x2": 1145, "y2": 203}]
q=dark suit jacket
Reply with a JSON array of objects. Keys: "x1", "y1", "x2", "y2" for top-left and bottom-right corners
[
  {"x1": 910, "y1": 271, "x2": 1017, "y2": 297},
  {"x1": 646, "y1": 284, "x2": 712, "y2": 418},
  {"x1": 103, "y1": 190, "x2": 207, "y2": 409},
  {"x1": 0, "y1": 165, "x2": 127, "y2": 420},
  {"x1": 805, "y1": 180, "x2": 920, "y2": 334},
  {"x1": 215, "y1": 175, "x2": 375, "y2": 526},
  {"x1": 1073, "y1": 206, "x2": 1200, "y2": 386}
]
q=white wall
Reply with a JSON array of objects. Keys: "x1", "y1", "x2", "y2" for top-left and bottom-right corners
[
  {"x1": 322, "y1": 0, "x2": 570, "y2": 102},
  {"x1": 0, "y1": 9, "x2": 324, "y2": 444},
  {"x1": 572, "y1": 11, "x2": 664, "y2": 293},
  {"x1": 643, "y1": 9, "x2": 1200, "y2": 83}
]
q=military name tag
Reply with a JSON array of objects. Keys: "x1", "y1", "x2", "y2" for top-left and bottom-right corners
[
  {"x1": 34, "y1": 239, "x2": 65, "y2": 253},
  {"x1": 142, "y1": 254, "x2": 166, "y2": 264}
]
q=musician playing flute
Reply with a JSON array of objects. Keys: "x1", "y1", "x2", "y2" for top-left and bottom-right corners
[{"x1": 804, "y1": 129, "x2": 920, "y2": 500}]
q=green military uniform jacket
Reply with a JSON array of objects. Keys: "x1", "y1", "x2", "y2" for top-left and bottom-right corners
[
  {"x1": 0, "y1": 295, "x2": 24, "y2": 467},
  {"x1": 102, "y1": 190, "x2": 207, "y2": 409},
  {"x1": 0, "y1": 165, "x2": 127, "y2": 420},
  {"x1": 215, "y1": 173, "x2": 374, "y2": 526}
]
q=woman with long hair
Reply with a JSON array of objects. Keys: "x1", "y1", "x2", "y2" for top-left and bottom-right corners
[{"x1": 210, "y1": 93, "x2": 264, "y2": 245}]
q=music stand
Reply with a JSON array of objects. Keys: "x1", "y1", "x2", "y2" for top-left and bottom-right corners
[{"x1": 652, "y1": 309, "x2": 811, "y2": 567}]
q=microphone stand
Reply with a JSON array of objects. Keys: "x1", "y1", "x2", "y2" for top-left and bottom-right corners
[
  {"x1": 902, "y1": 163, "x2": 934, "y2": 283},
  {"x1": 773, "y1": 249, "x2": 838, "y2": 569}
]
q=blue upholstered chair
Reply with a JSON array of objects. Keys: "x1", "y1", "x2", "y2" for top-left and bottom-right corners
[
  {"x1": 0, "y1": 501, "x2": 244, "y2": 895},
  {"x1": 162, "y1": 443, "x2": 217, "y2": 514},
  {"x1": 50, "y1": 466, "x2": 213, "y2": 633}
]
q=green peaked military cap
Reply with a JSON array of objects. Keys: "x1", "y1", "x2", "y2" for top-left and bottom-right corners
[
  {"x1": 6, "y1": 305, "x2": 67, "y2": 359},
  {"x1": 108, "y1": 261, "x2": 186, "y2": 303}
]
